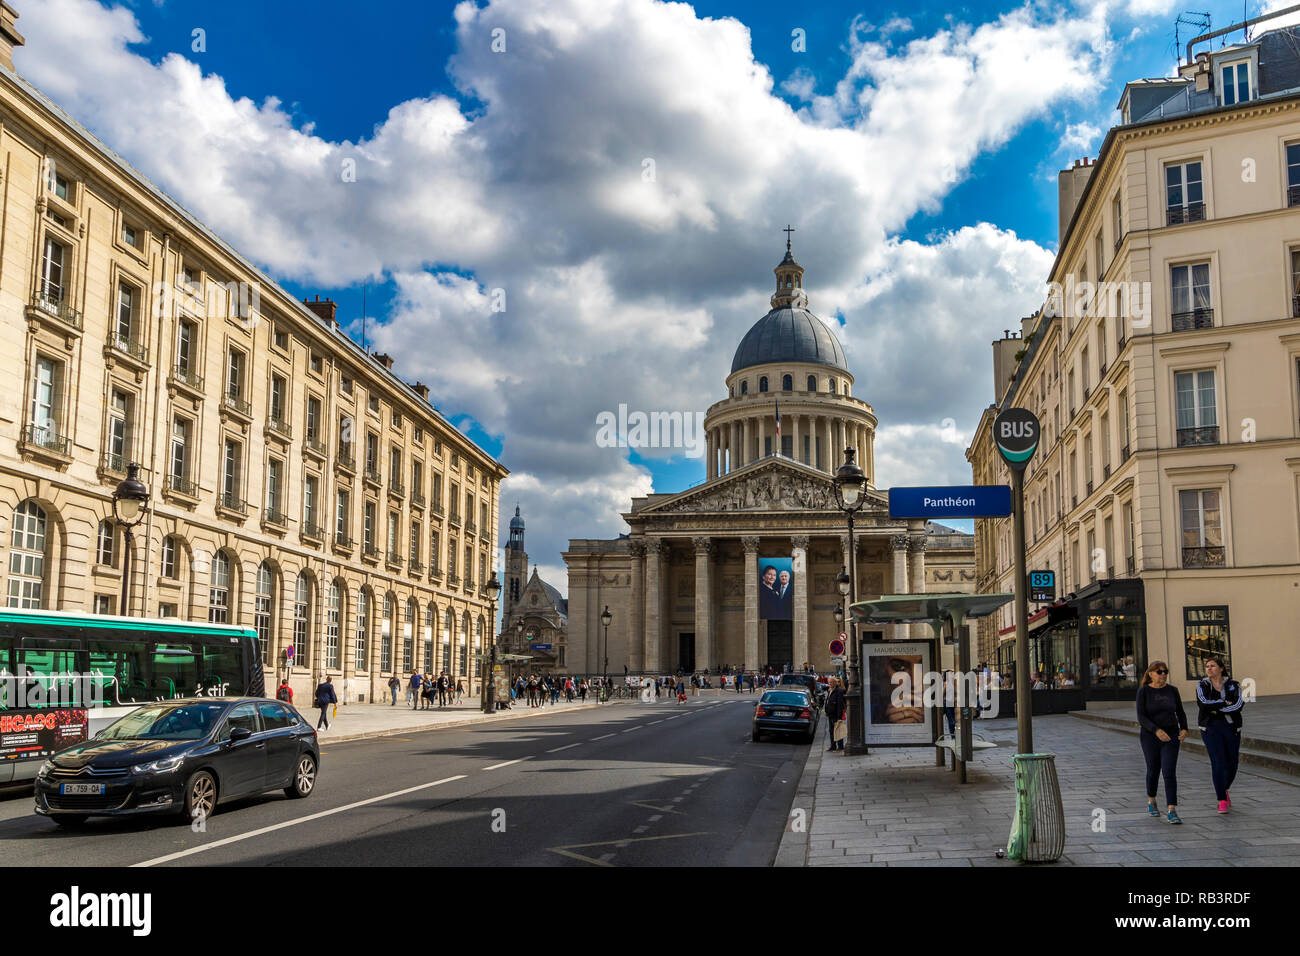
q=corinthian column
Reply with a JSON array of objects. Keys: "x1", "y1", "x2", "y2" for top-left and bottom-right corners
[
  {"x1": 742, "y1": 536, "x2": 760, "y2": 672},
  {"x1": 909, "y1": 534, "x2": 928, "y2": 638},
  {"x1": 742, "y1": 419, "x2": 752, "y2": 468},
  {"x1": 791, "y1": 534, "x2": 810, "y2": 670},
  {"x1": 644, "y1": 539, "x2": 664, "y2": 672},
  {"x1": 890, "y1": 533, "x2": 910, "y2": 640},
  {"x1": 629, "y1": 542, "x2": 647, "y2": 673},
  {"x1": 693, "y1": 537, "x2": 713, "y2": 674}
]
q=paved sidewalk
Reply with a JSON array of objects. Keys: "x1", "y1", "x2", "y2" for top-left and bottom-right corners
[
  {"x1": 308, "y1": 695, "x2": 609, "y2": 743},
  {"x1": 787, "y1": 714, "x2": 1300, "y2": 867}
]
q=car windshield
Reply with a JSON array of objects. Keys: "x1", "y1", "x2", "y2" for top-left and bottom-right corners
[
  {"x1": 761, "y1": 692, "x2": 810, "y2": 705},
  {"x1": 97, "y1": 702, "x2": 228, "y2": 741}
]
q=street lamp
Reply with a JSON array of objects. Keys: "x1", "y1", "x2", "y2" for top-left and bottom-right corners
[
  {"x1": 600, "y1": 605, "x2": 612, "y2": 700},
  {"x1": 834, "y1": 447, "x2": 867, "y2": 754},
  {"x1": 111, "y1": 463, "x2": 150, "y2": 616},
  {"x1": 481, "y1": 573, "x2": 502, "y2": 713}
]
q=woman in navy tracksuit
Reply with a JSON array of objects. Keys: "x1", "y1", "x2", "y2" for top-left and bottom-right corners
[
  {"x1": 1135, "y1": 660, "x2": 1187, "y2": 824},
  {"x1": 1196, "y1": 656, "x2": 1244, "y2": 813}
]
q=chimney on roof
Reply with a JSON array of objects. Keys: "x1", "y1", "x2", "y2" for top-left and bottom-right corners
[
  {"x1": 374, "y1": 353, "x2": 394, "y2": 370},
  {"x1": 1057, "y1": 157, "x2": 1095, "y2": 245},
  {"x1": 0, "y1": 3, "x2": 24, "y2": 73},
  {"x1": 413, "y1": 382, "x2": 430, "y2": 401},
  {"x1": 303, "y1": 296, "x2": 337, "y2": 326}
]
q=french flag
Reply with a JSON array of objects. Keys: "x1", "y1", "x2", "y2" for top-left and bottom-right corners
[{"x1": 775, "y1": 399, "x2": 781, "y2": 437}]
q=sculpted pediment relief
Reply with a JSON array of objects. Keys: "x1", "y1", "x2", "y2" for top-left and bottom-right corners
[{"x1": 642, "y1": 460, "x2": 887, "y2": 516}]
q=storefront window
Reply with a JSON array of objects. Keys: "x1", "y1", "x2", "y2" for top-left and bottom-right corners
[{"x1": 1184, "y1": 606, "x2": 1230, "y2": 679}]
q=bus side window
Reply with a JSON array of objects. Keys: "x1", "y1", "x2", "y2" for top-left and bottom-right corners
[
  {"x1": 152, "y1": 643, "x2": 197, "y2": 700},
  {"x1": 16, "y1": 640, "x2": 83, "y2": 708},
  {"x1": 88, "y1": 639, "x2": 149, "y2": 705}
]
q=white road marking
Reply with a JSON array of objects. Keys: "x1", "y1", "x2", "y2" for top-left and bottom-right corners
[
  {"x1": 621, "y1": 726, "x2": 641, "y2": 733},
  {"x1": 647, "y1": 720, "x2": 664, "y2": 725},
  {"x1": 484, "y1": 758, "x2": 530, "y2": 771},
  {"x1": 546, "y1": 742, "x2": 582, "y2": 753},
  {"x1": 633, "y1": 825, "x2": 648, "y2": 834},
  {"x1": 130, "y1": 775, "x2": 468, "y2": 867},
  {"x1": 648, "y1": 814, "x2": 662, "y2": 822},
  {"x1": 590, "y1": 733, "x2": 615, "y2": 741}
]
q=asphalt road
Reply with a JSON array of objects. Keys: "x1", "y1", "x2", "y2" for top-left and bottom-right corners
[{"x1": 0, "y1": 693, "x2": 810, "y2": 867}]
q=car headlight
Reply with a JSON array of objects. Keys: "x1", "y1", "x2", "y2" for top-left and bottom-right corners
[
  {"x1": 36, "y1": 759, "x2": 53, "y2": 779},
  {"x1": 131, "y1": 755, "x2": 185, "y2": 775}
]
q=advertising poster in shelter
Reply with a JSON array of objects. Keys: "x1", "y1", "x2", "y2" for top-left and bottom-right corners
[{"x1": 863, "y1": 641, "x2": 935, "y2": 746}]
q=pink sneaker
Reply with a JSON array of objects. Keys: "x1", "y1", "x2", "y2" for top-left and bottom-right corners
[
  {"x1": 1224, "y1": 792, "x2": 1231, "y2": 807},
  {"x1": 1217, "y1": 800, "x2": 1229, "y2": 813}
]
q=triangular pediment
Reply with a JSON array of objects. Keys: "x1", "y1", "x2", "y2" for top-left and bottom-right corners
[{"x1": 634, "y1": 456, "x2": 887, "y2": 516}]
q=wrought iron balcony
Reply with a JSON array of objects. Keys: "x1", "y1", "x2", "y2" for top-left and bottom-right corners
[
  {"x1": 1166, "y1": 201, "x2": 1205, "y2": 226},
  {"x1": 268, "y1": 416, "x2": 293, "y2": 441},
  {"x1": 24, "y1": 422, "x2": 71, "y2": 457},
  {"x1": 431, "y1": 503, "x2": 444, "y2": 517},
  {"x1": 364, "y1": 465, "x2": 382, "y2": 486},
  {"x1": 108, "y1": 333, "x2": 149, "y2": 364},
  {"x1": 465, "y1": 520, "x2": 477, "y2": 535},
  {"x1": 1294, "y1": 295, "x2": 1300, "y2": 319},
  {"x1": 386, "y1": 551, "x2": 404, "y2": 567},
  {"x1": 264, "y1": 506, "x2": 288, "y2": 527},
  {"x1": 411, "y1": 490, "x2": 426, "y2": 509},
  {"x1": 1171, "y1": 309, "x2": 1214, "y2": 332},
  {"x1": 448, "y1": 573, "x2": 460, "y2": 586},
  {"x1": 388, "y1": 479, "x2": 405, "y2": 498},
  {"x1": 302, "y1": 519, "x2": 325, "y2": 542},
  {"x1": 362, "y1": 543, "x2": 381, "y2": 560},
  {"x1": 32, "y1": 291, "x2": 83, "y2": 330},
  {"x1": 219, "y1": 491, "x2": 248, "y2": 516},
  {"x1": 334, "y1": 531, "x2": 353, "y2": 550},
  {"x1": 100, "y1": 451, "x2": 127, "y2": 475},
  {"x1": 429, "y1": 563, "x2": 441, "y2": 579},
  {"x1": 448, "y1": 511, "x2": 462, "y2": 528},
  {"x1": 222, "y1": 391, "x2": 252, "y2": 418},
  {"x1": 409, "y1": 559, "x2": 424, "y2": 575},
  {"x1": 1182, "y1": 546, "x2": 1225, "y2": 569},
  {"x1": 165, "y1": 473, "x2": 198, "y2": 498},
  {"x1": 1177, "y1": 426, "x2": 1219, "y2": 447},
  {"x1": 170, "y1": 364, "x2": 204, "y2": 392}
]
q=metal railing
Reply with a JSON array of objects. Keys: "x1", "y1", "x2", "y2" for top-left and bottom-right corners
[
  {"x1": 100, "y1": 451, "x2": 126, "y2": 474},
  {"x1": 465, "y1": 520, "x2": 477, "y2": 535},
  {"x1": 1182, "y1": 546, "x2": 1225, "y2": 569},
  {"x1": 363, "y1": 544, "x2": 381, "y2": 560},
  {"x1": 1177, "y1": 425, "x2": 1219, "y2": 447},
  {"x1": 109, "y1": 333, "x2": 149, "y2": 364},
  {"x1": 409, "y1": 559, "x2": 424, "y2": 574},
  {"x1": 336, "y1": 452, "x2": 356, "y2": 472},
  {"x1": 264, "y1": 506, "x2": 287, "y2": 526},
  {"x1": 171, "y1": 364, "x2": 203, "y2": 391},
  {"x1": 1171, "y1": 309, "x2": 1214, "y2": 332},
  {"x1": 1166, "y1": 201, "x2": 1205, "y2": 226},
  {"x1": 449, "y1": 512, "x2": 462, "y2": 527},
  {"x1": 268, "y1": 416, "x2": 293, "y2": 440},
  {"x1": 33, "y1": 291, "x2": 83, "y2": 330},
  {"x1": 364, "y1": 466, "x2": 382, "y2": 485},
  {"x1": 387, "y1": 551, "x2": 404, "y2": 567},
  {"x1": 223, "y1": 391, "x2": 252, "y2": 418},
  {"x1": 411, "y1": 490, "x2": 426, "y2": 509},
  {"x1": 335, "y1": 531, "x2": 353, "y2": 549},
  {"x1": 165, "y1": 474, "x2": 198, "y2": 497},
  {"x1": 302, "y1": 519, "x2": 325, "y2": 541},
  {"x1": 388, "y1": 479, "x2": 405, "y2": 498},
  {"x1": 219, "y1": 492, "x2": 248, "y2": 515},
  {"x1": 25, "y1": 423, "x2": 71, "y2": 456}
]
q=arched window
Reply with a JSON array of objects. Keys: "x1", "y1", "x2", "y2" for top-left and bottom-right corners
[
  {"x1": 740, "y1": 380, "x2": 748, "y2": 395},
  {"x1": 759, "y1": 377, "x2": 768, "y2": 393},
  {"x1": 423, "y1": 604, "x2": 434, "y2": 672},
  {"x1": 208, "y1": 552, "x2": 230, "y2": 623},
  {"x1": 403, "y1": 598, "x2": 416, "y2": 671},
  {"x1": 293, "y1": 573, "x2": 312, "y2": 665},
  {"x1": 442, "y1": 609, "x2": 453, "y2": 675},
  {"x1": 355, "y1": 590, "x2": 369, "y2": 671},
  {"x1": 8, "y1": 500, "x2": 48, "y2": 608},
  {"x1": 96, "y1": 519, "x2": 116, "y2": 567},
  {"x1": 381, "y1": 594, "x2": 394, "y2": 671},
  {"x1": 459, "y1": 611, "x2": 470, "y2": 675},
  {"x1": 255, "y1": 562, "x2": 274, "y2": 663},
  {"x1": 782, "y1": 374, "x2": 793, "y2": 391},
  {"x1": 829, "y1": 378, "x2": 837, "y2": 395},
  {"x1": 807, "y1": 375, "x2": 817, "y2": 392},
  {"x1": 326, "y1": 581, "x2": 342, "y2": 670}
]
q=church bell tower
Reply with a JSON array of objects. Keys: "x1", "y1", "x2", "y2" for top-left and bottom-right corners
[{"x1": 503, "y1": 505, "x2": 526, "y2": 623}]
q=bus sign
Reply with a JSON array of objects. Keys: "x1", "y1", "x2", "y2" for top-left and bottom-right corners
[
  {"x1": 993, "y1": 408, "x2": 1041, "y2": 472},
  {"x1": 1029, "y1": 569, "x2": 1056, "y2": 603}
]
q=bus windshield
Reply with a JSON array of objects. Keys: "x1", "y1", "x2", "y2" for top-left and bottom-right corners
[{"x1": 96, "y1": 701, "x2": 228, "y2": 741}]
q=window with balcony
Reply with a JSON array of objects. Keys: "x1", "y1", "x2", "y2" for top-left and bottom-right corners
[
  {"x1": 266, "y1": 457, "x2": 285, "y2": 524},
  {"x1": 365, "y1": 432, "x2": 380, "y2": 482},
  {"x1": 225, "y1": 347, "x2": 249, "y2": 415},
  {"x1": 113, "y1": 283, "x2": 146, "y2": 362},
  {"x1": 169, "y1": 416, "x2": 193, "y2": 495},
  {"x1": 222, "y1": 438, "x2": 244, "y2": 513},
  {"x1": 335, "y1": 489, "x2": 350, "y2": 545},
  {"x1": 1123, "y1": 502, "x2": 1135, "y2": 574},
  {"x1": 410, "y1": 522, "x2": 421, "y2": 568},
  {"x1": 105, "y1": 389, "x2": 132, "y2": 474},
  {"x1": 1100, "y1": 412, "x2": 1111, "y2": 477},
  {"x1": 363, "y1": 500, "x2": 376, "y2": 554},
  {"x1": 304, "y1": 474, "x2": 320, "y2": 537},
  {"x1": 1165, "y1": 161, "x2": 1204, "y2": 225},
  {"x1": 1175, "y1": 369, "x2": 1218, "y2": 446},
  {"x1": 1170, "y1": 262, "x2": 1212, "y2": 330},
  {"x1": 387, "y1": 512, "x2": 401, "y2": 564},
  {"x1": 27, "y1": 356, "x2": 68, "y2": 455},
  {"x1": 430, "y1": 529, "x2": 440, "y2": 573},
  {"x1": 1291, "y1": 248, "x2": 1300, "y2": 318},
  {"x1": 174, "y1": 319, "x2": 200, "y2": 388},
  {"x1": 432, "y1": 472, "x2": 443, "y2": 513},
  {"x1": 1080, "y1": 346, "x2": 1090, "y2": 397},
  {"x1": 1180, "y1": 489, "x2": 1224, "y2": 568},
  {"x1": 39, "y1": 236, "x2": 68, "y2": 310},
  {"x1": 270, "y1": 375, "x2": 290, "y2": 438},
  {"x1": 1096, "y1": 319, "x2": 1107, "y2": 372}
]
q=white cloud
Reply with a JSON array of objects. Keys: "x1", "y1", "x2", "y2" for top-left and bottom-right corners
[
  {"x1": 15, "y1": 0, "x2": 1118, "y2": 587},
  {"x1": 1062, "y1": 120, "x2": 1101, "y2": 152}
]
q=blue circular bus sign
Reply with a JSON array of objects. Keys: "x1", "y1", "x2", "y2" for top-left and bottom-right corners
[{"x1": 993, "y1": 408, "x2": 1041, "y2": 471}]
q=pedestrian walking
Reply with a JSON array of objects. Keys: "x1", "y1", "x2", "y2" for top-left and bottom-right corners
[
  {"x1": 314, "y1": 674, "x2": 337, "y2": 731},
  {"x1": 455, "y1": 678, "x2": 465, "y2": 704},
  {"x1": 409, "y1": 670, "x2": 423, "y2": 710},
  {"x1": 941, "y1": 670, "x2": 957, "y2": 736},
  {"x1": 276, "y1": 679, "x2": 293, "y2": 704},
  {"x1": 1197, "y1": 656, "x2": 1244, "y2": 813},
  {"x1": 1136, "y1": 660, "x2": 1188, "y2": 823},
  {"x1": 824, "y1": 676, "x2": 846, "y2": 752}
]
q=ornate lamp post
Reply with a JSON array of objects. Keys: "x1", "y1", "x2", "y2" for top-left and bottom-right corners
[
  {"x1": 600, "y1": 605, "x2": 612, "y2": 699},
  {"x1": 834, "y1": 447, "x2": 867, "y2": 754},
  {"x1": 111, "y1": 463, "x2": 150, "y2": 616},
  {"x1": 481, "y1": 573, "x2": 502, "y2": 713}
]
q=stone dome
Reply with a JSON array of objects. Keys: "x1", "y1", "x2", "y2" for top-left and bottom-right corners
[{"x1": 730, "y1": 307, "x2": 849, "y2": 375}]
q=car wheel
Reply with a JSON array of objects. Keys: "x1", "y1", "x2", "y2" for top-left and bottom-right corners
[
  {"x1": 286, "y1": 753, "x2": 317, "y2": 799},
  {"x1": 183, "y1": 770, "x2": 217, "y2": 824},
  {"x1": 51, "y1": 814, "x2": 88, "y2": 828}
]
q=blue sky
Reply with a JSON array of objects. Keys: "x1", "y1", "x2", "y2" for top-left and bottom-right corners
[{"x1": 18, "y1": 0, "x2": 1285, "y2": 583}]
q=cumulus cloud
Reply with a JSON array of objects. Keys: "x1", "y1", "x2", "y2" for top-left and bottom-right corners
[{"x1": 15, "y1": 0, "x2": 1123, "y2": 595}]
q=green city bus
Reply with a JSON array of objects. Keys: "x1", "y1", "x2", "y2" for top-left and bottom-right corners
[{"x1": 0, "y1": 609, "x2": 264, "y2": 783}]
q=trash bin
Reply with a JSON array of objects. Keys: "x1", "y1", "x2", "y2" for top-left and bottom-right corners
[{"x1": 1006, "y1": 753, "x2": 1065, "y2": 863}]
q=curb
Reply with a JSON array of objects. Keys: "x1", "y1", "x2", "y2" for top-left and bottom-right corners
[
  {"x1": 317, "y1": 699, "x2": 616, "y2": 744},
  {"x1": 774, "y1": 736, "x2": 825, "y2": 867}
]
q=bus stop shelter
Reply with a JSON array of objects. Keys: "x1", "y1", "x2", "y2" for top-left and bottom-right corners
[{"x1": 850, "y1": 593, "x2": 1013, "y2": 783}]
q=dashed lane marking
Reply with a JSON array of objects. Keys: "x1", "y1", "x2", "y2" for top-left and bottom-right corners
[
  {"x1": 590, "y1": 733, "x2": 615, "y2": 741},
  {"x1": 484, "y1": 758, "x2": 530, "y2": 771},
  {"x1": 546, "y1": 743, "x2": 582, "y2": 753}
]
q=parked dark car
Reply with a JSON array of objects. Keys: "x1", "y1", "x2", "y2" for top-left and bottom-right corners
[
  {"x1": 777, "y1": 673, "x2": 825, "y2": 706},
  {"x1": 34, "y1": 697, "x2": 319, "y2": 827},
  {"x1": 752, "y1": 689, "x2": 817, "y2": 743}
]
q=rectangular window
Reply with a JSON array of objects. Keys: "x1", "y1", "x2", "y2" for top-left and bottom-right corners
[
  {"x1": 227, "y1": 348, "x2": 245, "y2": 399},
  {"x1": 94, "y1": 594, "x2": 114, "y2": 616},
  {"x1": 430, "y1": 529, "x2": 440, "y2": 572},
  {"x1": 310, "y1": 353, "x2": 324, "y2": 376},
  {"x1": 1170, "y1": 263, "x2": 1212, "y2": 329},
  {"x1": 53, "y1": 174, "x2": 71, "y2": 203},
  {"x1": 1080, "y1": 347, "x2": 1090, "y2": 395},
  {"x1": 306, "y1": 396, "x2": 321, "y2": 442},
  {"x1": 170, "y1": 417, "x2": 190, "y2": 483},
  {"x1": 336, "y1": 489, "x2": 350, "y2": 538},
  {"x1": 1100, "y1": 413, "x2": 1111, "y2": 471},
  {"x1": 410, "y1": 522, "x2": 421, "y2": 565},
  {"x1": 273, "y1": 327, "x2": 289, "y2": 352},
  {"x1": 1184, "y1": 606, "x2": 1230, "y2": 679},
  {"x1": 121, "y1": 223, "x2": 139, "y2": 249},
  {"x1": 1165, "y1": 161, "x2": 1204, "y2": 224},
  {"x1": 1291, "y1": 249, "x2": 1300, "y2": 317},
  {"x1": 162, "y1": 537, "x2": 177, "y2": 578},
  {"x1": 223, "y1": 439, "x2": 242, "y2": 501},
  {"x1": 364, "y1": 501, "x2": 376, "y2": 551},
  {"x1": 266, "y1": 458, "x2": 283, "y2": 514},
  {"x1": 271, "y1": 375, "x2": 287, "y2": 424},
  {"x1": 158, "y1": 603, "x2": 177, "y2": 619},
  {"x1": 1123, "y1": 502, "x2": 1135, "y2": 574},
  {"x1": 1096, "y1": 319, "x2": 1107, "y2": 369},
  {"x1": 366, "y1": 432, "x2": 379, "y2": 471},
  {"x1": 1288, "y1": 143, "x2": 1300, "y2": 206},
  {"x1": 1103, "y1": 516, "x2": 1114, "y2": 578},
  {"x1": 1220, "y1": 61, "x2": 1250, "y2": 106},
  {"x1": 177, "y1": 320, "x2": 195, "y2": 376},
  {"x1": 433, "y1": 473, "x2": 443, "y2": 509},
  {"x1": 1175, "y1": 370, "x2": 1218, "y2": 446},
  {"x1": 1179, "y1": 489, "x2": 1224, "y2": 568},
  {"x1": 107, "y1": 389, "x2": 132, "y2": 470},
  {"x1": 1112, "y1": 195, "x2": 1122, "y2": 249},
  {"x1": 40, "y1": 236, "x2": 66, "y2": 304},
  {"x1": 115, "y1": 283, "x2": 136, "y2": 347},
  {"x1": 304, "y1": 475, "x2": 319, "y2": 530},
  {"x1": 1095, "y1": 230, "x2": 1105, "y2": 279},
  {"x1": 388, "y1": 512, "x2": 399, "y2": 556}
]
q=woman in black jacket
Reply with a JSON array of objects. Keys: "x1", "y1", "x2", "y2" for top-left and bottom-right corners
[
  {"x1": 1196, "y1": 656, "x2": 1244, "y2": 813},
  {"x1": 1136, "y1": 660, "x2": 1188, "y2": 824},
  {"x1": 824, "y1": 677, "x2": 847, "y2": 752}
]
